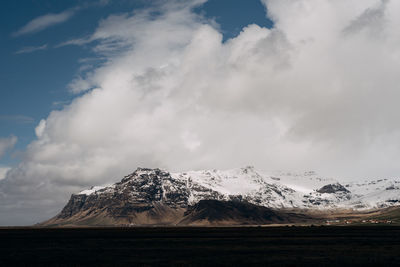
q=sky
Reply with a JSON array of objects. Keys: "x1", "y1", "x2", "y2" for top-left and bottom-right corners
[{"x1": 0, "y1": 0, "x2": 399, "y2": 225}]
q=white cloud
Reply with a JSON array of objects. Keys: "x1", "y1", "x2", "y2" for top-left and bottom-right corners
[
  {"x1": 13, "y1": 9, "x2": 76, "y2": 37},
  {"x1": 15, "y1": 44, "x2": 48, "y2": 54},
  {"x1": 2, "y1": 0, "x2": 400, "y2": 225},
  {"x1": 0, "y1": 167, "x2": 10, "y2": 180},
  {"x1": 35, "y1": 120, "x2": 47, "y2": 138},
  {"x1": 0, "y1": 136, "x2": 17, "y2": 159}
]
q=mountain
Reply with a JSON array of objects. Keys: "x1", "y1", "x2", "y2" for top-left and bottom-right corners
[{"x1": 42, "y1": 167, "x2": 400, "y2": 226}]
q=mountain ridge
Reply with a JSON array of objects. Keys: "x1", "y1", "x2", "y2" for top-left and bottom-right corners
[{"x1": 41, "y1": 167, "x2": 400, "y2": 226}]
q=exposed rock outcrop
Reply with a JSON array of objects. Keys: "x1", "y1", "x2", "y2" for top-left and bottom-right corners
[{"x1": 317, "y1": 183, "x2": 350, "y2": 194}]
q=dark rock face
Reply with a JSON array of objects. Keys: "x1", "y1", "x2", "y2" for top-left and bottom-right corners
[
  {"x1": 317, "y1": 183, "x2": 350, "y2": 194},
  {"x1": 58, "y1": 194, "x2": 87, "y2": 219},
  {"x1": 115, "y1": 168, "x2": 164, "y2": 204}
]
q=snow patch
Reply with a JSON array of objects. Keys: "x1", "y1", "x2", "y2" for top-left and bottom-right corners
[{"x1": 78, "y1": 184, "x2": 113, "y2": 195}]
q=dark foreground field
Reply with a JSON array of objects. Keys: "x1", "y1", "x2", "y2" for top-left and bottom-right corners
[{"x1": 1, "y1": 226, "x2": 400, "y2": 266}]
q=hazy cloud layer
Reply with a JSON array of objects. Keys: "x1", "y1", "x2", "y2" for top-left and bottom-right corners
[
  {"x1": 15, "y1": 44, "x2": 48, "y2": 54},
  {"x1": 0, "y1": 115, "x2": 35, "y2": 124},
  {"x1": 12, "y1": 0, "x2": 111, "y2": 37},
  {"x1": 0, "y1": 136, "x2": 17, "y2": 159},
  {"x1": 2, "y1": 0, "x2": 400, "y2": 225}
]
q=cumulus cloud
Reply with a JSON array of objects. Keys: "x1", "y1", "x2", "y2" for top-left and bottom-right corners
[
  {"x1": 0, "y1": 136, "x2": 17, "y2": 159},
  {"x1": 12, "y1": 9, "x2": 76, "y2": 37},
  {"x1": 2, "y1": 0, "x2": 400, "y2": 225}
]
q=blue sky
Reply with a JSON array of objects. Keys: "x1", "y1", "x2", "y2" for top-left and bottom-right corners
[{"x1": 0, "y1": 0, "x2": 272, "y2": 166}]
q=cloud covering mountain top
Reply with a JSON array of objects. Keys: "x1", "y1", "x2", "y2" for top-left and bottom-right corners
[{"x1": 2, "y1": 0, "x2": 400, "y2": 225}]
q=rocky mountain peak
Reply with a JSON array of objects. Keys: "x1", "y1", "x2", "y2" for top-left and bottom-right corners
[
  {"x1": 241, "y1": 166, "x2": 256, "y2": 174},
  {"x1": 120, "y1": 167, "x2": 169, "y2": 183},
  {"x1": 316, "y1": 183, "x2": 350, "y2": 194}
]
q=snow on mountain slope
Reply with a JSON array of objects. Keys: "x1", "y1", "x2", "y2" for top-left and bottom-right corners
[
  {"x1": 172, "y1": 167, "x2": 303, "y2": 208},
  {"x1": 75, "y1": 167, "x2": 400, "y2": 210},
  {"x1": 345, "y1": 179, "x2": 400, "y2": 209},
  {"x1": 263, "y1": 170, "x2": 337, "y2": 194}
]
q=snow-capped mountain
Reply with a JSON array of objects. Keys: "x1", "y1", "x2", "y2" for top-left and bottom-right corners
[
  {"x1": 41, "y1": 167, "x2": 400, "y2": 225},
  {"x1": 65, "y1": 166, "x2": 400, "y2": 215}
]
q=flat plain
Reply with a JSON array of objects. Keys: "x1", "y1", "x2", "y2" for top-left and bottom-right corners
[{"x1": 1, "y1": 226, "x2": 400, "y2": 266}]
